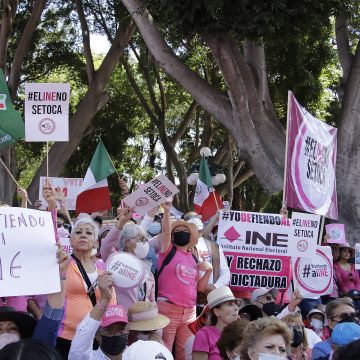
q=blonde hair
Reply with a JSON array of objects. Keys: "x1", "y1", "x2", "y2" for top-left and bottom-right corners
[
  {"x1": 240, "y1": 317, "x2": 292, "y2": 360},
  {"x1": 281, "y1": 314, "x2": 309, "y2": 349}
]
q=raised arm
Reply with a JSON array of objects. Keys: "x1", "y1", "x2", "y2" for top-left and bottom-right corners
[
  {"x1": 100, "y1": 207, "x2": 133, "y2": 261},
  {"x1": 160, "y1": 199, "x2": 172, "y2": 253},
  {"x1": 54, "y1": 187, "x2": 72, "y2": 224}
]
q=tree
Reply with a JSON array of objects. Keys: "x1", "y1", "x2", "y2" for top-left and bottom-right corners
[{"x1": 120, "y1": 0, "x2": 360, "y2": 240}]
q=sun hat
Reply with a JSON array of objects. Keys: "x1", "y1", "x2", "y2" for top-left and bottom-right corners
[
  {"x1": 122, "y1": 340, "x2": 174, "y2": 360},
  {"x1": 250, "y1": 288, "x2": 278, "y2": 304},
  {"x1": 307, "y1": 309, "x2": 325, "y2": 320},
  {"x1": 171, "y1": 220, "x2": 198, "y2": 248},
  {"x1": 0, "y1": 306, "x2": 37, "y2": 338},
  {"x1": 101, "y1": 305, "x2": 128, "y2": 328},
  {"x1": 186, "y1": 217, "x2": 204, "y2": 231},
  {"x1": 207, "y1": 286, "x2": 236, "y2": 309},
  {"x1": 339, "y1": 242, "x2": 355, "y2": 257},
  {"x1": 331, "y1": 322, "x2": 360, "y2": 346},
  {"x1": 128, "y1": 301, "x2": 169, "y2": 331}
]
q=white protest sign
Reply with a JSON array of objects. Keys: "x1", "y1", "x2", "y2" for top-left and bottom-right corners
[
  {"x1": 25, "y1": 83, "x2": 70, "y2": 141},
  {"x1": 0, "y1": 208, "x2": 60, "y2": 296},
  {"x1": 106, "y1": 252, "x2": 145, "y2": 289},
  {"x1": 218, "y1": 210, "x2": 317, "y2": 258},
  {"x1": 123, "y1": 175, "x2": 179, "y2": 215},
  {"x1": 39, "y1": 176, "x2": 83, "y2": 210},
  {"x1": 293, "y1": 246, "x2": 333, "y2": 298},
  {"x1": 355, "y1": 244, "x2": 360, "y2": 270},
  {"x1": 291, "y1": 212, "x2": 320, "y2": 255}
]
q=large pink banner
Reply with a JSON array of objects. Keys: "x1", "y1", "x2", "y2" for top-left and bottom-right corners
[{"x1": 284, "y1": 92, "x2": 338, "y2": 219}]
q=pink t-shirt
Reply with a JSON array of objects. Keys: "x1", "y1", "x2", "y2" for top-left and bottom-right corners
[
  {"x1": 158, "y1": 245, "x2": 198, "y2": 308},
  {"x1": 334, "y1": 263, "x2": 360, "y2": 294},
  {"x1": 192, "y1": 325, "x2": 221, "y2": 360}
]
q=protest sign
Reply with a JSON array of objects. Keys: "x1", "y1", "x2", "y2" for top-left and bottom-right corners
[
  {"x1": 25, "y1": 83, "x2": 70, "y2": 141},
  {"x1": 325, "y1": 223, "x2": 346, "y2": 244},
  {"x1": 284, "y1": 92, "x2": 338, "y2": 219},
  {"x1": 291, "y1": 212, "x2": 321, "y2": 255},
  {"x1": 355, "y1": 244, "x2": 360, "y2": 270},
  {"x1": 39, "y1": 176, "x2": 83, "y2": 210},
  {"x1": 222, "y1": 251, "x2": 290, "y2": 291},
  {"x1": 293, "y1": 246, "x2": 333, "y2": 298},
  {"x1": 218, "y1": 210, "x2": 316, "y2": 258},
  {"x1": 123, "y1": 175, "x2": 179, "y2": 215},
  {"x1": 106, "y1": 253, "x2": 145, "y2": 289},
  {"x1": 0, "y1": 207, "x2": 60, "y2": 297}
]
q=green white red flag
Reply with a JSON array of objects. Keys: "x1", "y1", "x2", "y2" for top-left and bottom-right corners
[
  {"x1": 194, "y1": 156, "x2": 224, "y2": 221},
  {"x1": 75, "y1": 141, "x2": 116, "y2": 214},
  {"x1": 0, "y1": 70, "x2": 24, "y2": 149}
]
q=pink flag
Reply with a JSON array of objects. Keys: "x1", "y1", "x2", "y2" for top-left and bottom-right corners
[{"x1": 284, "y1": 92, "x2": 338, "y2": 219}]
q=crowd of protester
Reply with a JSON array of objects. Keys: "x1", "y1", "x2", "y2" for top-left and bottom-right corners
[{"x1": 1, "y1": 180, "x2": 360, "y2": 360}]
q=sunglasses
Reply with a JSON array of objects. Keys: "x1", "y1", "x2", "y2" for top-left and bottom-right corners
[
  {"x1": 57, "y1": 222, "x2": 71, "y2": 231},
  {"x1": 130, "y1": 235, "x2": 147, "y2": 244}
]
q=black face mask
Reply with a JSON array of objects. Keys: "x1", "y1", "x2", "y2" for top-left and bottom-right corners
[
  {"x1": 291, "y1": 329, "x2": 304, "y2": 348},
  {"x1": 261, "y1": 301, "x2": 277, "y2": 316},
  {"x1": 173, "y1": 231, "x2": 190, "y2": 246},
  {"x1": 100, "y1": 334, "x2": 128, "y2": 356}
]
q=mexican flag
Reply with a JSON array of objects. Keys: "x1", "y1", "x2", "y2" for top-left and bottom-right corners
[
  {"x1": 75, "y1": 141, "x2": 116, "y2": 214},
  {"x1": 0, "y1": 70, "x2": 25, "y2": 149},
  {"x1": 194, "y1": 156, "x2": 224, "y2": 222}
]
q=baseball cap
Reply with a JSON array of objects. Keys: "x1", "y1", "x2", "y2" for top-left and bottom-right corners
[
  {"x1": 122, "y1": 340, "x2": 174, "y2": 360},
  {"x1": 101, "y1": 305, "x2": 128, "y2": 327},
  {"x1": 250, "y1": 288, "x2": 278, "y2": 304},
  {"x1": 331, "y1": 322, "x2": 360, "y2": 346}
]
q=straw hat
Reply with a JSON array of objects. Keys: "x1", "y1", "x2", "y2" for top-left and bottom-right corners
[
  {"x1": 128, "y1": 301, "x2": 170, "y2": 332},
  {"x1": 207, "y1": 286, "x2": 236, "y2": 309},
  {"x1": 171, "y1": 220, "x2": 198, "y2": 248}
]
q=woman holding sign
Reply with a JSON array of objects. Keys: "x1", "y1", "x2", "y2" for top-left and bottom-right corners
[
  {"x1": 156, "y1": 200, "x2": 213, "y2": 360},
  {"x1": 56, "y1": 216, "x2": 116, "y2": 359}
]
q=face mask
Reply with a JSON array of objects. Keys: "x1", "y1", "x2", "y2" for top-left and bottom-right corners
[
  {"x1": 0, "y1": 332, "x2": 20, "y2": 350},
  {"x1": 100, "y1": 333, "x2": 128, "y2": 356},
  {"x1": 148, "y1": 222, "x2": 161, "y2": 236},
  {"x1": 291, "y1": 329, "x2": 304, "y2": 348},
  {"x1": 310, "y1": 319, "x2": 323, "y2": 331},
  {"x1": 261, "y1": 301, "x2": 277, "y2": 316},
  {"x1": 173, "y1": 231, "x2": 190, "y2": 246},
  {"x1": 258, "y1": 353, "x2": 286, "y2": 360},
  {"x1": 134, "y1": 241, "x2": 149, "y2": 259}
]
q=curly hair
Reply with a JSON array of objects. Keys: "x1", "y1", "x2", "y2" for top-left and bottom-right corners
[{"x1": 240, "y1": 317, "x2": 292, "y2": 360}]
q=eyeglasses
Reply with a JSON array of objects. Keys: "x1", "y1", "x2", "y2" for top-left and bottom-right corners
[
  {"x1": 184, "y1": 214, "x2": 201, "y2": 221},
  {"x1": 331, "y1": 312, "x2": 358, "y2": 322},
  {"x1": 130, "y1": 235, "x2": 147, "y2": 244},
  {"x1": 57, "y1": 222, "x2": 71, "y2": 231}
]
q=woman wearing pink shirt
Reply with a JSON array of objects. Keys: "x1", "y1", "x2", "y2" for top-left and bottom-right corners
[
  {"x1": 192, "y1": 286, "x2": 239, "y2": 360},
  {"x1": 157, "y1": 201, "x2": 212, "y2": 360},
  {"x1": 333, "y1": 243, "x2": 360, "y2": 309}
]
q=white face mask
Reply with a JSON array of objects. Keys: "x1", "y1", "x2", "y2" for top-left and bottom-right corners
[
  {"x1": 0, "y1": 332, "x2": 20, "y2": 350},
  {"x1": 134, "y1": 241, "x2": 149, "y2": 259},
  {"x1": 258, "y1": 354, "x2": 286, "y2": 360},
  {"x1": 310, "y1": 319, "x2": 323, "y2": 330}
]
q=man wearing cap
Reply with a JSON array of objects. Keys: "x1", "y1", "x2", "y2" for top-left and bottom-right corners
[
  {"x1": 330, "y1": 322, "x2": 360, "y2": 357},
  {"x1": 69, "y1": 272, "x2": 129, "y2": 360},
  {"x1": 185, "y1": 212, "x2": 230, "y2": 313}
]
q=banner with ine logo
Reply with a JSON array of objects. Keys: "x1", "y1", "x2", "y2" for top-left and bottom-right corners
[
  {"x1": 218, "y1": 210, "x2": 319, "y2": 258},
  {"x1": 292, "y1": 246, "x2": 333, "y2": 298},
  {"x1": 284, "y1": 91, "x2": 338, "y2": 219},
  {"x1": 25, "y1": 83, "x2": 70, "y2": 141}
]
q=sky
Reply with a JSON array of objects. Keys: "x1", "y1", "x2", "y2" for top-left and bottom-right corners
[{"x1": 90, "y1": 34, "x2": 111, "y2": 54}]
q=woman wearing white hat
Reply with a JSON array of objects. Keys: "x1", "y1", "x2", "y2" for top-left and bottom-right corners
[{"x1": 192, "y1": 286, "x2": 239, "y2": 360}]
